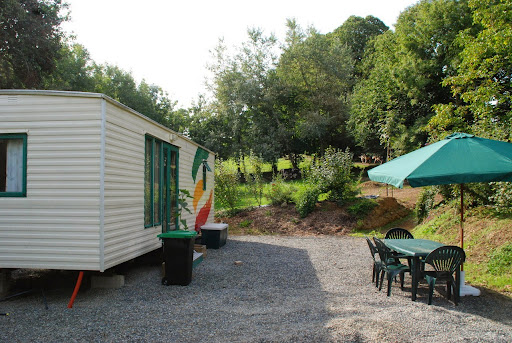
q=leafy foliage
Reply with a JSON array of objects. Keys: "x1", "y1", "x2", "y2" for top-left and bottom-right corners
[
  {"x1": 415, "y1": 186, "x2": 438, "y2": 223},
  {"x1": 430, "y1": 0, "x2": 512, "y2": 140},
  {"x1": 244, "y1": 152, "x2": 266, "y2": 207},
  {"x1": 266, "y1": 173, "x2": 295, "y2": 206},
  {"x1": 330, "y1": 15, "x2": 388, "y2": 77},
  {"x1": 1, "y1": 0, "x2": 68, "y2": 88},
  {"x1": 489, "y1": 182, "x2": 512, "y2": 214},
  {"x1": 214, "y1": 158, "x2": 241, "y2": 211},
  {"x1": 347, "y1": 198, "x2": 378, "y2": 218},
  {"x1": 351, "y1": 0, "x2": 473, "y2": 154},
  {"x1": 295, "y1": 186, "x2": 321, "y2": 218},
  {"x1": 305, "y1": 147, "x2": 358, "y2": 205},
  {"x1": 176, "y1": 189, "x2": 194, "y2": 230}
]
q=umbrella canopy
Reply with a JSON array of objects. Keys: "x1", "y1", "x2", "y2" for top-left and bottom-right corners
[{"x1": 368, "y1": 132, "x2": 512, "y2": 188}]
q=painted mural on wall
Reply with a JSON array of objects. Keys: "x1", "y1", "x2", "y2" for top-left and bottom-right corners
[{"x1": 192, "y1": 147, "x2": 212, "y2": 231}]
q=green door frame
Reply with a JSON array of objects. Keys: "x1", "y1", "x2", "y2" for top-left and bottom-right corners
[{"x1": 162, "y1": 142, "x2": 179, "y2": 232}]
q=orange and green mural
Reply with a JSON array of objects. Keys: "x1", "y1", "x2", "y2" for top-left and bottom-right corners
[
  {"x1": 192, "y1": 147, "x2": 212, "y2": 231},
  {"x1": 193, "y1": 180, "x2": 204, "y2": 213},
  {"x1": 192, "y1": 147, "x2": 210, "y2": 182},
  {"x1": 195, "y1": 190, "x2": 213, "y2": 231}
]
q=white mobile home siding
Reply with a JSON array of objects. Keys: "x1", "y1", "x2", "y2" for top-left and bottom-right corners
[
  {"x1": 102, "y1": 101, "x2": 160, "y2": 270},
  {"x1": 0, "y1": 93, "x2": 102, "y2": 270},
  {"x1": 0, "y1": 91, "x2": 215, "y2": 272},
  {"x1": 102, "y1": 100, "x2": 215, "y2": 270}
]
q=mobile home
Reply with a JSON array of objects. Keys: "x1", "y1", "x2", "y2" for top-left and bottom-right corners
[{"x1": 0, "y1": 90, "x2": 215, "y2": 272}]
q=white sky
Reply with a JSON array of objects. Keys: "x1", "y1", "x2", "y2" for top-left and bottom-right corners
[{"x1": 62, "y1": 0, "x2": 419, "y2": 108}]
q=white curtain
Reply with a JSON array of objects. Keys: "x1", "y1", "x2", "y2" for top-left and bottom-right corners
[{"x1": 6, "y1": 139, "x2": 23, "y2": 192}]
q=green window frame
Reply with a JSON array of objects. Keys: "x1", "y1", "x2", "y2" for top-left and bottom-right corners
[
  {"x1": 0, "y1": 133, "x2": 27, "y2": 197},
  {"x1": 144, "y1": 136, "x2": 162, "y2": 228},
  {"x1": 203, "y1": 164, "x2": 207, "y2": 191}
]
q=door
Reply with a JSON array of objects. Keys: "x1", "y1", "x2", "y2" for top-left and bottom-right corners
[{"x1": 162, "y1": 143, "x2": 179, "y2": 232}]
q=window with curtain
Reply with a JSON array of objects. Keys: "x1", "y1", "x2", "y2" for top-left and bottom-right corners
[{"x1": 0, "y1": 134, "x2": 27, "y2": 197}]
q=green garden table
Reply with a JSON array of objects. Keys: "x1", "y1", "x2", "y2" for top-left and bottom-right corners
[{"x1": 384, "y1": 239, "x2": 444, "y2": 301}]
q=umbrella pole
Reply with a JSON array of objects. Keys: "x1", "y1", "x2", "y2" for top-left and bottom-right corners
[
  {"x1": 459, "y1": 183, "x2": 480, "y2": 296},
  {"x1": 460, "y1": 183, "x2": 464, "y2": 271},
  {"x1": 460, "y1": 184, "x2": 464, "y2": 249}
]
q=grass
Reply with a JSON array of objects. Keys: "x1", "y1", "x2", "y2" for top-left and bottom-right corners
[
  {"x1": 221, "y1": 157, "x2": 294, "y2": 173},
  {"x1": 214, "y1": 179, "x2": 329, "y2": 212},
  {"x1": 221, "y1": 156, "x2": 313, "y2": 174}
]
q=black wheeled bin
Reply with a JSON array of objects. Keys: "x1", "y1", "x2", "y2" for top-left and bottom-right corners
[{"x1": 157, "y1": 230, "x2": 197, "y2": 286}]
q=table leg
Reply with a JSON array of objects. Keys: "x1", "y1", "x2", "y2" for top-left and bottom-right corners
[{"x1": 411, "y1": 257, "x2": 421, "y2": 301}]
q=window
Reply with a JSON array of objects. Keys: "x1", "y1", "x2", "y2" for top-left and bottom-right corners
[
  {"x1": 145, "y1": 135, "x2": 179, "y2": 230},
  {"x1": 144, "y1": 136, "x2": 162, "y2": 227},
  {"x1": 0, "y1": 133, "x2": 27, "y2": 197}
]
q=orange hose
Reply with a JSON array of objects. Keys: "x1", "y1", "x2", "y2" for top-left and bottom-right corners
[{"x1": 67, "y1": 271, "x2": 84, "y2": 308}]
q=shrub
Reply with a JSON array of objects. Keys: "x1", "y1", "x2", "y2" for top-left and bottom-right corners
[
  {"x1": 415, "y1": 186, "x2": 437, "y2": 223},
  {"x1": 244, "y1": 152, "x2": 265, "y2": 207},
  {"x1": 295, "y1": 186, "x2": 321, "y2": 218},
  {"x1": 177, "y1": 189, "x2": 194, "y2": 230},
  {"x1": 347, "y1": 198, "x2": 378, "y2": 218},
  {"x1": 239, "y1": 219, "x2": 253, "y2": 228},
  {"x1": 304, "y1": 147, "x2": 359, "y2": 206},
  {"x1": 214, "y1": 158, "x2": 241, "y2": 211},
  {"x1": 488, "y1": 243, "x2": 512, "y2": 275},
  {"x1": 489, "y1": 182, "x2": 512, "y2": 214},
  {"x1": 267, "y1": 173, "x2": 295, "y2": 205}
]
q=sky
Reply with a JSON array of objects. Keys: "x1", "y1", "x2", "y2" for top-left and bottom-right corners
[{"x1": 62, "y1": 0, "x2": 419, "y2": 108}]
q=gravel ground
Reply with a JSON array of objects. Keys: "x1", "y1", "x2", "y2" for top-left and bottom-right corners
[{"x1": 1, "y1": 235, "x2": 512, "y2": 342}]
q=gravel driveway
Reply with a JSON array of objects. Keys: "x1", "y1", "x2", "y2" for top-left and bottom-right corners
[{"x1": 1, "y1": 236, "x2": 511, "y2": 342}]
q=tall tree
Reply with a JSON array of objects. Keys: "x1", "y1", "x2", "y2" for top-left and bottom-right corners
[
  {"x1": 187, "y1": 95, "x2": 233, "y2": 159},
  {"x1": 350, "y1": 0, "x2": 474, "y2": 156},
  {"x1": 330, "y1": 15, "x2": 388, "y2": 78},
  {"x1": 429, "y1": 0, "x2": 512, "y2": 140},
  {"x1": 41, "y1": 43, "x2": 95, "y2": 91},
  {"x1": 276, "y1": 19, "x2": 354, "y2": 155},
  {"x1": 0, "y1": 0, "x2": 68, "y2": 88},
  {"x1": 349, "y1": 31, "x2": 407, "y2": 156},
  {"x1": 207, "y1": 29, "x2": 282, "y2": 164}
]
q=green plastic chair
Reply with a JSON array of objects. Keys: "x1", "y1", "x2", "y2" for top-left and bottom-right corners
[
  {"x1": 365, "y1": 236, "x2": 381, "y2": 287},
  {"x1": 373, "y1": 237, "x2": 410, "y2": 296},
  {"x1": 424, "y1": 246, "x2": 466, "y2": 305},
  {"x1": 385, "y1": 227, "x2": 414, "y2": 239},
  {"x1": 385, "y1": 228, "x2": 414, "y2": 267}
]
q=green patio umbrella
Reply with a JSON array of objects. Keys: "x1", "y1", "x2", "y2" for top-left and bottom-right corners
[{"x1": 368, "y1": 132, "x2": 512, "y2": 296}]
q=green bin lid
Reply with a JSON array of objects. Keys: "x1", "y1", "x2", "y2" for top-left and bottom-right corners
[{"x1": 157, "y1": 230, "x2": 197, "y2": 239}]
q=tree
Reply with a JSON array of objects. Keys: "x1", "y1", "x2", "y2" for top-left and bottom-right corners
[
  {"x1": 430, "y1": 0, "x2": 512, "y2": 140},
  {"x1": 207, "y1": 29, "x2": 283, "y2": 165},
  {"x1": 41, "y1": 43, "x2": 95, "y2": 91},
  {"x1": 0, "y1": 0, "x2": 68, "y2": 88},
  {"x1": 187, "y1": 95, "x2": 232, "y2": 158},
  {"x1": 350, "y1": 0, "x2": 474, "y2": 156},
  {"x1": 276, "y1": 20, "x2": 354, "y2": 155},
  {"x1": 89, "y1": 63, "x2": 180, "y2": 128},
  {"x1": 330, "y1": 15, "x2": 388, "y2": 77},
  {"x1": 349, "y1": 31, "x2": 407, "y2": 156}
]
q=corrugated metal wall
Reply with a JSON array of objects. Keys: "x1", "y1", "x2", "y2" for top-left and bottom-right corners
[{"x1": 0, "y1": 94, "x2": 102, "y2": 270}]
